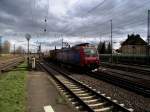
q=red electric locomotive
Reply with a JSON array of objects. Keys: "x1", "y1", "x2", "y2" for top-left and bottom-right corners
[{"x1": 50, "y1": 43, "x2": 100, "y2": 70}]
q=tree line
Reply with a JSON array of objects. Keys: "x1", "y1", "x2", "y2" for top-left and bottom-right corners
[
  {"x1": 0, "y1": 40, "x2": 24, "y2": 54},
  {"x1": 97, "y1": 41, "x2": 112, "y2": 54}
]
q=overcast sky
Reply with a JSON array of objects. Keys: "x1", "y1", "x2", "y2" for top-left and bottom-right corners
[{"x1": 0, "y1": 0, "x2": 150, "y2": 51}]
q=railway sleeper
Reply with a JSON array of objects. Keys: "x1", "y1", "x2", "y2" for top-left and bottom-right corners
[
  {"x1": 80, "y1": 95, "x2": 96, "y2": 100},
  {"x1": 84, "y1": 99, "x2": 99, "y2": 103},
  {"x1": 76, "y1": 93, "x2": 92, "y2": 97},
  {"x1": 63, "y1": 81, "x2": 72, "y2": 84},
  {"x1": 94, "y1": 106, "x2": 113, "y2": 112},
  {"x1": 89, "y1": 102, "x2": 107, "y2": 108},
  {"x1": 70, "y1": 88, "x2": 83, "y2": 91},
  {"x1": 67, "y1": 84, "x2": 78, "y2": 87},
  {"x1": 90, "y1": 103, "x2": 112, "y2": 110},
  {"x1": 82, "y1": 97, "x2": 100, "y2": 104},
  {"x1": 85, "y1": 99, "x2": 113, "y2": 111},
  {"x1": 68, "y1": 86, "x2": 80, "y2": 89},
  {"x1": 73, "y1": 90, "x2": 87, "y2": 94}
]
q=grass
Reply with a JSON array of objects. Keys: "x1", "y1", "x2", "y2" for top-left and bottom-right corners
[{"x1": 0, "y1": 63, "x2": 27, "y2": 112}]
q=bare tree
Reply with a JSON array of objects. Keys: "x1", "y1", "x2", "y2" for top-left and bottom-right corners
[
  {"x1": 0, "y1": 36, "x2": 2, "y2": 56},
  {"x1": 2, "y1": 40, "x2": 11, "y2": 54},
  {"x1": 16, "y1": 46, "x2": 24, "y2": 54}
]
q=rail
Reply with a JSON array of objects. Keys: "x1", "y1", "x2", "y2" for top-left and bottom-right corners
[{"x1": 0, "y1": 57, "x2": 24, "y2": 73}]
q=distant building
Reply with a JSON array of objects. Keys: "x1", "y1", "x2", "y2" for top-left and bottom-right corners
[{"x1": 120, "y1": 34, "x2": 148, "y2": 55}]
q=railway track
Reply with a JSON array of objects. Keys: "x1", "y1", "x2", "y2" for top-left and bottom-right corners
[
  {"x1": 43, "y1": 60, "x2": 150, "y2": 98},
  {"x1": 98, "y1": 67, "x2": 150, "y2": 81},
  {"x1": 101, "y1": 62, "x2": 150, "y2": 76},
  {"x1": 88, "y1": 70, "x2": 150, "y2": 97},
  {"x1": 38, "y1": 61, "x2": 133, "y2": 112},
  {"x1": 0, "y1": 57, "x2": 24, "y2": 73},
  {"x1": 43, "y1": 61, "x2": 150, "y2": 97}
]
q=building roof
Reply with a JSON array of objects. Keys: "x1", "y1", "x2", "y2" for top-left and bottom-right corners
[{"x1": 121, "y1": 34, "x2": 147, "y2": 46}]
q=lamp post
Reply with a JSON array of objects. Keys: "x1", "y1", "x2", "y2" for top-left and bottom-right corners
[
  {"x1": 25, "y1": 34, "x2": 31, "y2": 67},
  {"x1": 147, "y1": 10, "x2": 150, "y2": 64}
]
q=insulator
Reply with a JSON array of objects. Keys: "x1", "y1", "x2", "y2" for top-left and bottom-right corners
[
  {"x1": 44, "y1": 29, "x2": 46, "y2": 32},
  {"x1": 45, "y1": 19, "x2": 47, "y2": 22}
]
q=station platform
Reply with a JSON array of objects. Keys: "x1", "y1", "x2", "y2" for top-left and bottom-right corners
[{"x1": 27, "y1": 71, "x2": 75, "y2": 112}]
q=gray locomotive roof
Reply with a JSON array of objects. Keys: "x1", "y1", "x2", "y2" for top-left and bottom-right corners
[{"x1": 74, "y1": 43, "x2": 90, "y2": 47}]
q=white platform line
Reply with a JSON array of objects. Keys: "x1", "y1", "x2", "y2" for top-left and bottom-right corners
[{"x1": 44, "y1": 105, "x2": 55, "y2": 112}]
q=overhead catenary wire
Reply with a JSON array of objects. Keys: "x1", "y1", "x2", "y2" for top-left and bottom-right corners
[
  {"x1": 29, "y1": 0, "x2": 150, "y2": 47},
  {"x1": 44, "y1": 0, "x2": 50, "y2": 32},
  {"x1": 68, "y1": 18, "x2": 146, "y2": 40},
  {"x1": 63, "y1": 0, "x2": 133, "y2": 35},
  {"x1": 87, "y1": 0, "x2": 107, "y2": 14},
  {"x1": 76, "y1": 19, "x2": 147, "y2": 37},
  {"x1": 73, "y1": 14, "x2": 147, "y2": 36},
  {"x1": 64, "y1": 0, "x2": 150, "y2": 37},
  {"x1": 69, "y1": 11, "x2": 147, "y2": 37},
  {"x1": 59, "y1": 0, "x2": 107, "y2": 35}
]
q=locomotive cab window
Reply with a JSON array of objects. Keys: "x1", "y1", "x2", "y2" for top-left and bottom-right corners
[{"x1": 84, "y1": 48, "x2": 97, "y2": 56}]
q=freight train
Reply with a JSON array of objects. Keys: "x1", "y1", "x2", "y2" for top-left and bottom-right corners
[{"x1": 49, "y1": 43, "x2": 100, "y2": 70}]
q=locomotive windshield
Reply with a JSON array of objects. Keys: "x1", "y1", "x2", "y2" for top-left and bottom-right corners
[{"x1": 84, "y1": 48, "x2": 97, "y2": 56}]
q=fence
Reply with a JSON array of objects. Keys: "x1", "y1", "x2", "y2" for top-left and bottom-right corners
[{"x1": 100, "y1": 54, "x2": 150, "y2": 65}]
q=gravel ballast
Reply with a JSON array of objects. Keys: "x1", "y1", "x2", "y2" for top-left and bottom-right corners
[{"x1": 70, "y1": 73, "x2": 150, "y2": 112}]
